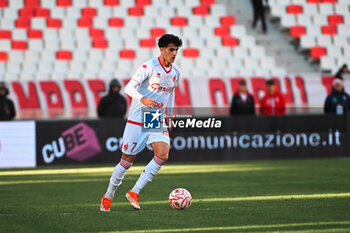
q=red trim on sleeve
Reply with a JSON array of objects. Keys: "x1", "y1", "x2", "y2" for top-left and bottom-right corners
[
  {"x1": 131, "y1": 78, "x2": 141, "y2": 85},
  {"x1": 127, "y1": 120, "x2": 143, "y2": 126},
  {"x1": 158, "y1": 57, "x2": 172, "y2": 74}
]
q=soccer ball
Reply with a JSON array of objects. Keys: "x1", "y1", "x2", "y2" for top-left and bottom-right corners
[{"x1": 169, "y1": 188, "x2": 192, "y2": 210}]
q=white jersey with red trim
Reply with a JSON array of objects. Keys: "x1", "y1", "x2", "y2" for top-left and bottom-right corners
[{"x1": 127, "y1": 57, "x2": 180, "y2": 123}]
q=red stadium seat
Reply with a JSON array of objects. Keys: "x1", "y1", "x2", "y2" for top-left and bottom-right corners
[
  {"x1": 328, "y1": 14, "x2": 343, "y2": 25},
  {"x1": 25, "y1": 0, "x2": 40, "y2": 7},
  {"x1": 287, "y1": 5, "x2": 303, "y2": 14},
  {"x1": 128, "y1": 7, "x2": 144, "y2": 16},
  {"x1": 0, "y1": 0, "x2": 8, "y2": 8},
  {"x1": 28, "y1": 29, "x2": 43, "y2": 39},
  {"x1": 0, "y1": 52, "x2": 8, "y2": 62},
  {"x1": 290, "y1": 25, "x2": 306, "y2": 39},
  {"x1": 136, "y1": 0, "x2": 151, "y2": 6},
  {"x1": 222, "y1": 37, "x2": 239, "y2": 47},
  {"x1": 120, "y1": 49, "x2": 135, "y2": 59},
  {"x1": 150, "y1": 27, "x2": 166, "y2": 38},
  {"x1": 322, "y1": 25, "x2": 337, "y2": 35},
  {"x1": 183, "y1": 48, "x2": 199, "y2": 58},
  {"x1": 92, "y1": 38, "x2": 108, "y2": 49},
  {"x1": 0, "y1": 30, "x2": 11, "y2": 39},
  {"x1": 35, "y1": 8, "x2": 51, "y2": 18},
  {"x1": 310, "y1": 46, "x2": 326, "y2": 59},
  {"x1": 46, "y1": 18, "x2": 62, "y2": 28},
  {"x1": 201, "y1": 0, "x2": 215, "y2": 6},
  {"x1": 15, "y1": 18, "x2": 31, "y2": 29},
  {"x1": 12, "y1": 41, "x2": 28, "y2": 50},
  {"x1": 89, "y1": 28, "x2": 104, "y2": 38},
  {"x1": 82, "y1": 7, "x2": 97, "y2": 17},
  {"x1": 56, "y1": 50, "x2": 72, "y2": 60},
  {"x1": 19, "y1": 8, "x2": 35, "y2": 18},
  {"x1": 193, "y1": 6, "x2": 210, "y2": 16},
  {"x1": 171, "y1": 17, "x2": 188, "y2": 27},
  {"x1": 56, "y1": 0, "x2": 72, "y2": 7},
  {"x1": 214, "y1": 26, "x2": 230, "y2": 37},
  {"x1": 109, "y1": 17, "x2": 124, "y2": 27},
  {"x1": 307, "y1": 0, "x2": 321, "y2": 3},
  {"x1": 220, "y1": 16, "x2": 236, "y2": 26},
  {"x1": 78, "y1": 17, "x2": 93, "y2": 28},
  {"x1": 140, "y1": 38, "x2": 155, "y2": 48},
  {"x1": 104, "y1": 0, "x2": 119, "y2": 6}
]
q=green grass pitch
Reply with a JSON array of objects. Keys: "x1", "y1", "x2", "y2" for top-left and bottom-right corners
[{"x1": 0, "y1": 158, "x2": 350, "y2": 233}]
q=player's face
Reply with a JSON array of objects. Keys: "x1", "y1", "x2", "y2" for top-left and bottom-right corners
[{"x1": 161, "y1": 43, "x2": 179, "y2": 64}]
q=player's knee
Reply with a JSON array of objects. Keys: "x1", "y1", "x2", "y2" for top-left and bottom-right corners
[{"x1": 155, "y1": 153, "x2": 168, "y2": 163}]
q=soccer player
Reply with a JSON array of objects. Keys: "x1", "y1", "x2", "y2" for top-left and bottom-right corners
[{"x1": 100, "y1": 34, "x2": 182, "y2": 211}]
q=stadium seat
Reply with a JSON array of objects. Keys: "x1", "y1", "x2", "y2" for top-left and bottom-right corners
[
  {"x1": 281, "y1": 15, "x2": 297, "y2": 28},
  {"x1": 222, "y1": 37, "x2": 239, "y2": 47},
  {"x1": 287, "y1": 4, "x2": 303, "y2": 14},
  {"x1": 319, "y1": 4, "x2": 334, "y2": 15},
  {"x1": 171, "y1": 17, "x2": 188, "y2": 27},
  {"x1": 307, "y1": 25, "x2": 321, "y2": 36},
  {"x1": 92, "y1": 38, "x2": 108, "y2": 49},
  {"x1": 12, "y1": 41, "x2": 28, "y2": 50},
  {"x1": 151, "y1": 27, "x2": 166, "y2": 38},
  {"x1": 140, "y1": 38, "x2": 156, "y2": 48},
  {"x1": 321, "y1": 56, "x2": 336, "y2": 71},
  {"x1": 328, "y1": 14, "x2": 344, "y2": 25},
  {"x1": 220, "y1": 16, "x2": 236, "y2": 26},
  {"x1": 333, "y1": 35, "x2": 348, "y2": 47},
  {"x1": 317, "y1": 35, "x2": 332, "y2": 47},
  {"x1": 56, "y1": 50, "x2": 73, "y2": 60},
  {"x1": 214, "y1": 26, "x2": 230, "y2": 37},
  {"x1": 290, "y1": 25, "x2": 306, "y2": 38},
  {"x1": 120, "y1": 49, "x2": 135, "y2": 59},
  {"x1": 193, "y1": 5, "x2": 210, "y2": 16},
  {"x1": 300, "y1": 35, "x2": 316, "y2": 49},
  {"x1": 46, "y1": 18, "x2": 62, "y2": 28},
  {"x1": 327, "y1": 46, "x2": 342, "y2": 57},
  {"x1": 310, "y1": 46, "x2": 327, "y2": 59},
  {"x1": 109, "y1": 17, "x2": 124, "y2": 27},
  {"x1": 128, "y1": 7, "x2": 144, "y2": 17},
  {"x1": 57, "y1": 0, "x2": 72, "y2": 7},
  {"x1": 297, "y1": 15, "x2": 312, "y2": 26},
  {"x1": 321, "y1": 25, "x2": 337, "y2": 35},
  {"x1": 0, "y1": 52, "x2": 8, "y2": 62}
]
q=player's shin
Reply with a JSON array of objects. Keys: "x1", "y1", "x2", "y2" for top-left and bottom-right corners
[
  {"x1": 105, "y1": 159, "x2": 133, "y2": 199},
  {"x1": 131, "y1": 156, "x2": 166, "y2": 194}
]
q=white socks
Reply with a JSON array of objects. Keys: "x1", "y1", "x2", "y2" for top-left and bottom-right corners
[
  {"x1": 105, "y1": 159, "x2": 133, "y2": 199},
  {"x1": 131, "y1": 156, "x2": 166, "y2": 194}
]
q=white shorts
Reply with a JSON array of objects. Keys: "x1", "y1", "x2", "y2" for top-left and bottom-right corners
[{"x1": 121, "y1": 121, "x2": 170, "y2": 155}]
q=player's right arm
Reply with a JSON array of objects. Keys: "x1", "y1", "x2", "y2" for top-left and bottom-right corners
[{"x1": 124, "y1": 63, "x2": 158, "y2": 108}]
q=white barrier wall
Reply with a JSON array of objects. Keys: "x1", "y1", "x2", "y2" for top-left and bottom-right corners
[{"x1": 0, "y1": 121, "x2": 36, "y2": 168}]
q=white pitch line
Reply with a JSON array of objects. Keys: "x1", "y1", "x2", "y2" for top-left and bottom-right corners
[{"x1": 97, "y1": 221, "x2": 350, "y2": 233}]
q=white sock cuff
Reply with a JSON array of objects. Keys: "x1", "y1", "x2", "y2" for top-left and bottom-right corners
[
  {"x1": 153, "y1": 155, "x2": 166, "y2": 166},
  {"x1": 120, "y1": 158, "x2": 133, "y2": 169}
]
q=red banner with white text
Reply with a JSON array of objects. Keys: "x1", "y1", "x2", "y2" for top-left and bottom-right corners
[{"x1": 6, "y1": 74, "x2": 349, "y2": 118}]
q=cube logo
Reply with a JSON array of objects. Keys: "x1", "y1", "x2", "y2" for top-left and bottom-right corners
[
  {"x1": 143, "y1": 110, "x2": 162, "y2": 129},
  {"x1": 41, "y1": 122, "x2": 102, "y2": 164}
]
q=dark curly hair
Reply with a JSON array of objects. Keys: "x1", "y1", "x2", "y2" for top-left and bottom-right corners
[{"x1": 158, "y1": 34, "x2": 183, "y2": 48}]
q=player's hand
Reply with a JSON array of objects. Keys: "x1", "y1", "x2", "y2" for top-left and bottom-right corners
[
  {"x1": 140, "y1": 97, "x2": 158, "y2": 108},
  {"x1": 165, "y1": 116, "x2": 173, "y2": 132}
]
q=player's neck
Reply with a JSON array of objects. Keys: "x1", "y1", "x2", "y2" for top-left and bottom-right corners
[{"x1": 159, "y1": 56, "x2": 171, "y2": 68}]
